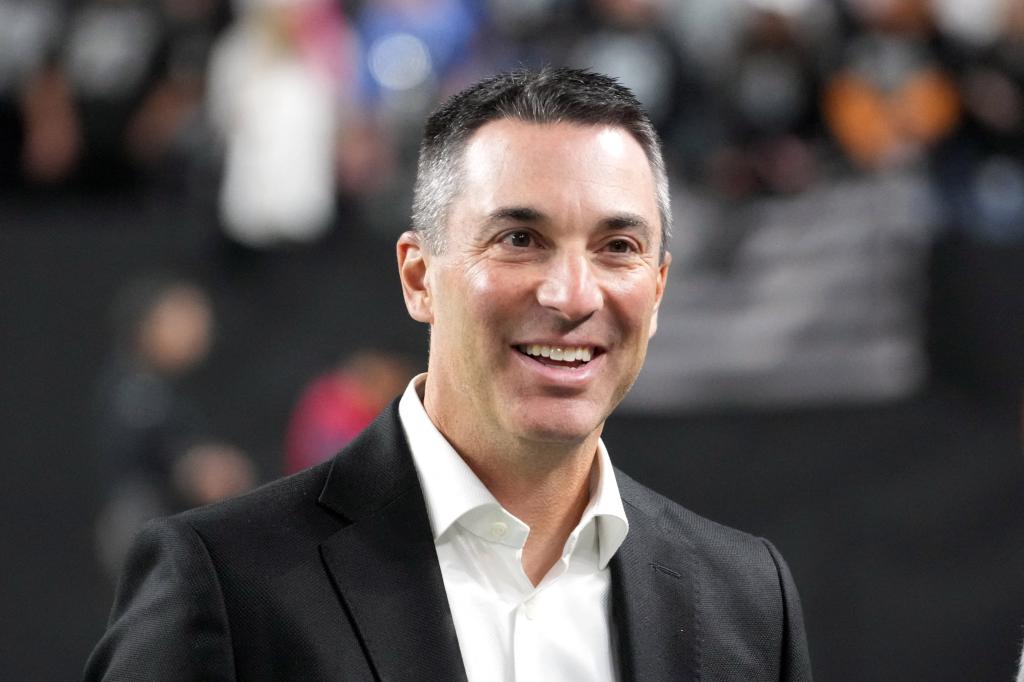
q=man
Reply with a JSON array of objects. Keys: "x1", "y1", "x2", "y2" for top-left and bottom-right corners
[{"x1": 86, "y1": 68, "x2": 811, "y2": 681}]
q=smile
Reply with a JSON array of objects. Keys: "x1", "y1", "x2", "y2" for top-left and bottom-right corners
[{"x1": 516, "y1": 344, "x2": 596, "y2": 367}]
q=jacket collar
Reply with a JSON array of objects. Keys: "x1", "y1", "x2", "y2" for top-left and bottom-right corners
[
  {"x1": 611, "y1": 470, "x2": 701, "y2": 681},
  {"x1": 317, "y1": 402, "x2": 469, "y2": 682}
]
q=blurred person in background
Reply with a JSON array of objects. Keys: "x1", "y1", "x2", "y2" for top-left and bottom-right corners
[
  {"x1": 16, "y1": 0, "x2": 231, "y2": 190},
  {"x1": 93, "y1": 275, "x2": 255, "y2": 580},
  {"x1": 351, "y1": 0, "x2": 484, "y2": 125},
  {"x1": 208, "y1": 0, "x2": 351, "y2": 247},
  {"x1": 568, "y1": 0, "x2": 706, "y2": 171},
  {"x1": 338, "y1": 0, "x2": 489, "y2": 235},
  {"x1": 823, "y1": 0, "x2": 961, "y2": 171},
  {"x1": 284, "y1": 349, "x2": 416, "y2": 474},
  {"x1": 704, "y1": 4, "x2": 829, "y2": 198},
  {"x1": 930, "y1": 0, "x2": 1024, "y2": 244},
  {"x1": 0, "y1": 0, "x2": 62, "y2": 187}
]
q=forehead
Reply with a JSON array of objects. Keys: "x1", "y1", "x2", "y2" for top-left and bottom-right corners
[{"x1": 452, "y1": 119, "x2": 660, "y2": 234}]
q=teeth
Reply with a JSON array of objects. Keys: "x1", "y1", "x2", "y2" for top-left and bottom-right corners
[{"x1": 520, "y1": 344, "x2": 594, "y2": 363}]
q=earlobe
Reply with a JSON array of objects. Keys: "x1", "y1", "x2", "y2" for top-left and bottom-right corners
[{"x1": 397, "y1": 231, "x2": 433, "y2": 323}]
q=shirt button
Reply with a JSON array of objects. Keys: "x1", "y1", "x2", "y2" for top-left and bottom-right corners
[
  {"x1": 489, "y1": 521, "x2": 508, "y2": 539},
  {"x1": 524, "y1": 599, "x2": 537, "y2": 620}
]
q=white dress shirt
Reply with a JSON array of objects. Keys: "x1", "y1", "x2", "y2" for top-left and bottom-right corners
[{"x1": 398, "y1": 375, "x2": 630, "y2": 682}]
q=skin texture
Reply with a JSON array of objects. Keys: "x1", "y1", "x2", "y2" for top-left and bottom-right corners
[{"x1": 398, "y1": 119, "x2": 670, "y2": 583}]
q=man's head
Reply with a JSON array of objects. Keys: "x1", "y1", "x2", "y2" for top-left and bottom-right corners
[
  {"x1": 398, "y1": 69, "x2": 671, "y2": 459},
  {"x1": 411, "y1": 68, "x2": 671, "y2": 259}
]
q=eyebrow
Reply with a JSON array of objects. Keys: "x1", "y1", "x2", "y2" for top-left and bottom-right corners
[
  {"x1": 486, "y1": 206, "x2": 545, "y2": 224},
  {"x1": 601, "y1": 212, "x2": 654, "y2": 236},
  {"x1": 485, "y1": 206, "x2": 654, "y2": 237}
]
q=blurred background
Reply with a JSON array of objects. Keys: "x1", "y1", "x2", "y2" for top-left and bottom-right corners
[{"x1": 1, "y1": 0, "x2": 1022, "y2": 679}]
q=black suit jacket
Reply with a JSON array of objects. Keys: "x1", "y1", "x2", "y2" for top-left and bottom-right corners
[{"x1": 85, "y1": 404, "x2": 811, "y2": 681}]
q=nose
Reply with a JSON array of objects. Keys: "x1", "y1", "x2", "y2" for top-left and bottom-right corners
[{"x1": 536, "y1": 252, "x2": 603, "y2": 322}]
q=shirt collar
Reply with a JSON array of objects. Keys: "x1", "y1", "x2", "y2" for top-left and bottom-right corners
[
  {"x1": 398, "y1": 375, "x2": 496, "y2": 542},
  {"x1": 397, "y1": 374, "x2": 629, "y2": 569},
  {"x1": 582, "y1": 439, "x2": 630, "y2": 569}
]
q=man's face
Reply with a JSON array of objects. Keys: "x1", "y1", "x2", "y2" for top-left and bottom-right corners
[{"x1": 400, "y1": 119, "x2": 669, "y2": 452}]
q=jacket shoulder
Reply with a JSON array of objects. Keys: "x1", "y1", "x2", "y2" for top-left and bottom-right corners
[
  {"x1": 615, "y1": 468, "x2": 812, "y2": 681},
  {"x1": 616, "y1": 468, "x2": 790, "y2": 606},
  {"x1": 616, "y1": 467, "x2": 767, "y2": 551},
  {"x1": 175, "y1": 458, "x2": 341, "y2": 552}
]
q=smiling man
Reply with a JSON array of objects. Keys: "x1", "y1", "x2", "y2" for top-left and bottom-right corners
[{"x1": 86, "y1": 69, "x2": 811, "y2": 681}]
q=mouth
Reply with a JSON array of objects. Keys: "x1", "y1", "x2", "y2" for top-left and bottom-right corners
[{"x1": 514, "y1": 343, "x2": 602, "y2": 369}]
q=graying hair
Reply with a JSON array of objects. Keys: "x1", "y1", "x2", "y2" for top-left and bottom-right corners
[{"x1": 410, "y1": 67, "x2": 672, "y2": 260}]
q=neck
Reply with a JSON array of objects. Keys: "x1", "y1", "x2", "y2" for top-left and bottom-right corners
[
  {"x1": 418, "y1": 375, "x2": 603, "y2": 585},
  {"x1": 454, "y1": 431, "x2": 601, "y2": 586}
]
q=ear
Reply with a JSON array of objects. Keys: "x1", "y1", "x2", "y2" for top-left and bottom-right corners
[
  {"x1": 397, "y1": 230, "x2": 434, "y2": 324},
  {"x1": 648, "y1": 251, "x2": 671, "y2": 339}
]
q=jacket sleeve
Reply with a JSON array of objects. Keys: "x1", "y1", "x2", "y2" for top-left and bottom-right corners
[
  {"x1": 762, "y1": 538, "x2": 813, "y2": 682},
  {"x1": 83, "y1": 516, "x2": 235, "y2": 681}
]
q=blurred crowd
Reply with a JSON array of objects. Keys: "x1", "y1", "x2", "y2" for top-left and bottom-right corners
[
  {"x1": 5, "y1": 1, "x2": 1023, "y2": 383},
  {"x1": 2, "y1": 0, "x2": 1023, "y2": 245}
]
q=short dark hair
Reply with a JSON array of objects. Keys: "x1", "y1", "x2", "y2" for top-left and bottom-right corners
[{"x1": 411, "y1": 67, "x2": 671, "y2": 259}]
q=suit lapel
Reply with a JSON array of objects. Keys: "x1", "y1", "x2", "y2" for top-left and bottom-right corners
[
  {"x1": 317, "y1": 404, "x2": 468, "y2": 682},
  {"x1": 611, "y1": 472, "x2": 700, "y2": 681}
]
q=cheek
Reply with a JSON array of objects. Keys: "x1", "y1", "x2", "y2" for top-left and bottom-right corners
[
  {"x1": 434, "y1": 266, "x2": 514, "y2": 356},
  {"x1": 463, "y1": 266, "x2": 521, "y2": 326},
  {"x1": 606, "y1": 276, "x2": 660, "y2": 331}
]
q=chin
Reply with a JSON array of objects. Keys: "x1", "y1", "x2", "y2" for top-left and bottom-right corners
[
  {"x1": 508, "y1": 405, "x2": 604, "y2": 446},
  {"x1": 521, "y1": 427, "x2": 592, "y2": 446}
]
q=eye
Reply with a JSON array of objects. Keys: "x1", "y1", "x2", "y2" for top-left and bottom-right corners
[
  {"x1": 501, "y1": 230, "x2": 535, "y2": 248},
  {"x1": 604, "y1": 238, "x2": 638, "y2": 254}
]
